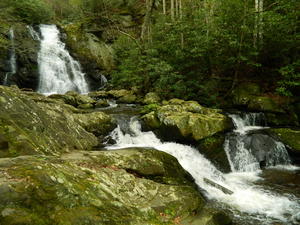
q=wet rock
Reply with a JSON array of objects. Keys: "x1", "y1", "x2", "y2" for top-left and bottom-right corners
[{"x1": 197, "y1": 134, "x2": 230, "y2": 173}]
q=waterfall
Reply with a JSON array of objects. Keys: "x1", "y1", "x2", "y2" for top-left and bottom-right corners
[
  {"x1": 100, "y1": 74, "x2": 108, "y2": 88},
  {"x1": 225, "y1": 113, "x2": 291, "y2": 172},
  {"x1": 107, "y1": 117, "x2": 299, "y2": 224},
  {"x1": 27, "y1": 25, "x2": 40, "y2": 41},
  {"x1": 3, "y1": 28, "x2": 17, "y2": 86},
  {"x1": 37, "y1": 24, "x2": 89, "y2": 95}
]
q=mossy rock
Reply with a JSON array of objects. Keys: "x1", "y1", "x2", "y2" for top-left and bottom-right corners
[
  {"x1": 73, "y1": 112, "x2": 116, "y2": 136},
  {"x1": 143, "y1": 92, "x2": 161, "y2": 105},
  {"x1": 268, "y1": 128, "x2": 300, "y2": 153},
  {"x1": 0, "y1": 148, "x2": 205, "y2": 225},
  {"x1": 197, "y1": 134, "x2": 230, "y2": 173},
  {"x1": 0, "y1": 86, "x2": 100, "y2": 157},
  {"x1": 143, "y1": 100, "x2": 232, "y2": 143}
]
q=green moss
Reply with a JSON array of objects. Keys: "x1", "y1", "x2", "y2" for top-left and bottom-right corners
[
  {"x1": 197, "y1": 134, "x2": 230, "y2": 173},
  {"x1": 0, "y1": 149, "x2": 204, "y2": 224},
  {"x1": 269, "y1": 128, "x2": 300, "y2": 152}
]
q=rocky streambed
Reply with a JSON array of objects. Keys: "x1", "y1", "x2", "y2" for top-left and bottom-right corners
[{"x1": 1, "y1": 86, "x2": 300, "y2": 225}]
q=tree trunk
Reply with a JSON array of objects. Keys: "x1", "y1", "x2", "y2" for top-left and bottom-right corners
[
  {"x1": 171, "y1": 0, "x2": 175, "y2": 21},
  {"x1": 163, "y1": 0, "x2": 166, "y2": 15},
  {"x1": 141, "y1": 0, "x2": 155, "y2": 40},
  {"x1": 258, "y1": 0, "x2": 264, "y2": 45}
]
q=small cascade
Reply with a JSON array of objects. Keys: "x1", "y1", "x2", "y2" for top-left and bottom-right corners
[
  {"x1": 100, "y1": 74, "x2": 108, "y2": 88},
  {"x1": 107, "y1": 117, "x2": 300, "y2": 224},
  {"x1": 37, "y1": 24, "x2": 89, "y2": 95},
  {"x1": 3, "y1": 28, "x2": 17, "y2": 86},
  {"x1": 27, "y1": 25, "x2": 40, "y2": 41},
  {"x1": 225, "y1": 113, "x2": 291, "y2": 172}
]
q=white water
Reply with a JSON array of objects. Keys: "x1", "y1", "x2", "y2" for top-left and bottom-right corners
[
  {"x1": 27, "y1": 25, "x2": 40, "y2": 41},
  {"x1": 225, "y1": 113, "x2": 291, "y2": 172},
  {"x1": 100, "y1": 74, "x2": 108, "y2": 88},
  {"x1": 3, "y1": 28, "x2": 17, "y2": 86},
  {"x1": 37, "y1": 25, "x2": 89, "y2": 95},
  {"x1": 107, "y1": 117, "x2": 300, "y2": 224}
]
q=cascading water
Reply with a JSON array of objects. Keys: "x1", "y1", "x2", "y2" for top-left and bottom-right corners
[
  {"x1": 3, "y1": 28, "x2": 17, "y2": 86},
  {"x1": 37, "y1": 24, "x2": 89, "y2": 95},
  {"x1": 27, "y1": 25, "x2": 40, "y2": 41},
  {"x1": 100, "y1": 74, "x2": 108, "y2": 88},
  {"x1": 107, "y1": 116, "x2": 300, "y2": 224},
  {"x1": 224, "y1": 113, "x2": 291, "y2": 172}
]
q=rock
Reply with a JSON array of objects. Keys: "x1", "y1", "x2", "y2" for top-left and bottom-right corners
[
  {"x1": 0, "y1": 148, "x2": 205, "y2": 225},
  {"x1": 75, "y1": 95, "x2": 96, "y2": 106},
  {"x1": 95, "y1": 99, "x2": 109, "y2": 108},
  {"x1": 182, "y1": 207, "x2": 233, "y2": 225},
  {"x1": 62, "y1": 23, "x2": 115, "y2": 91},
  {"x1": 232, "y1": 83, "x2": 290, "y2": 113},
  {"x1": 73, "y1": 112, "x2": 116, "y2": 136},
  {"x1": 268, "y1": 128, "x2": 300, "y2": 152},
  {"x1": 197, "y1": 134, "x2": 230, "y2": 172},
  {"x1": 268, "y1": 128, "x2": 300, "y2": 164},
  {"x1": 0, "y1": 86, "x2": 98, "y2": 157},
  {"x1": 0, "y1": 23, "x2": 40, "y2": 89},
  {"x1": 143, "y1": 99, "x2": 232, "y2": 142},
  {"x1": 248, "y1": 96, "x2": 284, "y2": 113},
  {"x1": 88, "y1": 91, "x2": 109, "y2": 99},
  {"x1": 88, "y1": 89, "x2": 138, "y2": 104},
  {"x1": 143, "y1": 92, "x2": 161, "y2": 104},
  {"x1": 118, "y1": 94, "x2": 137, "y2": 104},
  {"x1": 48, "y1": 94, "x2": 77, "y2": 106},
  {"x1": 77, "y1": 103, "x2": 94, "y2": 109},
  {"x1": 48, "y1": 94, "x2": 96, "y2": 109}
]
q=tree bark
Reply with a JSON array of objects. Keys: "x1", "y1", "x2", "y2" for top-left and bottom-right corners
[
  {"x1": 163, "y1": 0, "x2": 166, "y2": 15},
  {"x1": 171, "y1": 0, "x2": 175, "y2": 21}
]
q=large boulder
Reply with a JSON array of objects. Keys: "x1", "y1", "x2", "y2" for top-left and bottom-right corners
[
  {"x1": 142, "y1": 99, "x2": 232, "y2": 142},
  {"x1": 0, "y1": 148, "x2": 205, "y2": 225},
  {"x1": 0, "y1": 86, "x2": 102, "y2": 157},
  {"x1": 73, "y1": 112, "x2": 116, "y2": 136}
]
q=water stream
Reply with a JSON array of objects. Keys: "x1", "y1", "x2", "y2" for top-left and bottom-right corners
[
  {"x1": 224, "y1": 113, "x2": 291, "y2": 172},
  {"x1": 106, "y1": 112, "x2": 300, "y2": 224},
  {"x1": 36, "y1": 24, "x2": 89, "y2": 95},
  {"x1": 3, "y1": 28, "x2": 17, "y2": 86}
]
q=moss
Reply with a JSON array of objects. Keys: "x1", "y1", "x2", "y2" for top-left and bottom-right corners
[
  {"x1": 0, "y1": 86, "x2": 98, "y2": 157},
  {"x1": 269, "y1": 128, "x2": 300, "y2": 152},
  {"x1": 197, "y1": 134, "x2": 230, "y2": 173},
  {"x1": 0, "y1": 149, "x2": 204, "y2": 224},
  {"x1": 142, "y1": 104, "x2": 160, "y2": 114}
]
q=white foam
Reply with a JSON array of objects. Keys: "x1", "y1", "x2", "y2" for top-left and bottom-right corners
[{"x1": 107, "y1": 118, "x2": 300, "y2": 223}]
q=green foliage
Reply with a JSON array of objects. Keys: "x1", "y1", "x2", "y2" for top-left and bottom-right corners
[
  {"x1": 112, "y1": 0, "x2": 299, "y2": 104},
  {"x1": 10, "y1": 0, "x2": 54, "y2": 24},
  {"x1": 276, "y1": 60, "x2": 300, "y2": 96}
]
